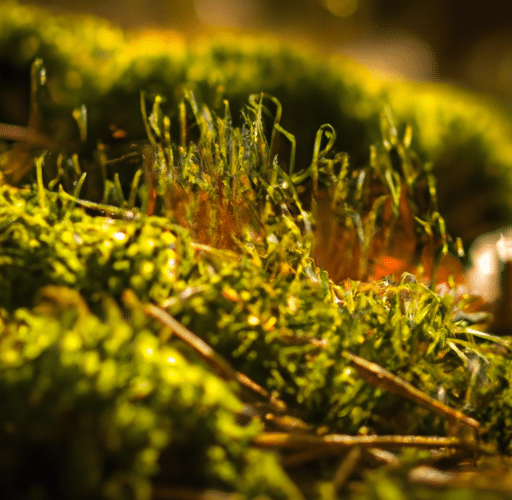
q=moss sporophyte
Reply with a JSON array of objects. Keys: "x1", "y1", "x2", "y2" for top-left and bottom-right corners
[{"x1": 2, "y1": 3, "x2": 512, "y2": 500}]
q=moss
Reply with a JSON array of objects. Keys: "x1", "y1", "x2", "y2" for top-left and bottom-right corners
[
  {"x1": 0, "y1": 287, "x2": 267, "y2": 499},
  {"x1": 2, "y1": 2, "x2": 512, "y2": 238},
  {"x1": 2, "y1": 3, "x2": 512, "y2": 499}
]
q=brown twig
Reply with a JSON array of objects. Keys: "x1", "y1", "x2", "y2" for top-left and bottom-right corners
[
  {"x1": 332, "y1": 446, "x2": 362, "y2": 493},
  {"x1": 0, "y1": 123, "x2": 57, "y2": 149},
  {"x1": 122, "y1": 289, "x2": 286, "y2": 411},
  {"x1": 342, "y1": 351, "x2": 481, "y2": 432},
  {"x1": 253, "y1": 432, "x2": 479, "y2": 451}
]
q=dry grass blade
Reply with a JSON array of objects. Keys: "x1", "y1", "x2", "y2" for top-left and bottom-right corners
[
  {"x1": 122, "y1": 289, "x2": 286, "y2": 410},
  {"x1": 0, "y1": 123, "x2": 57, "y2": 149},
  {"x1": 332, "y1": 446, "x2": 362, "y2": 493},
  {"x1": 342, "y1": 351, "x2": 481, "y2": 432},
  {"x1": 253, "y1": 432, "x2": 476, "y2": 451},
  {"x1": 122, "y1": 289, "x2": 237, "y2": 377}
]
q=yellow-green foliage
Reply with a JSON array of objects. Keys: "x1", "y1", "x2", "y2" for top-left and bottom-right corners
[
  {"x1": 3, "y1": 3, "x2": 512, "y2": 500},
  {"x1": 2, "y1": 172, "x2": 512, "y2": 499},
  {"x1": 2, "y1": 1, "x2": 512, "y2": 238},
  {"x1": 0, "y1": 285, "x2": 265, "y2": 499}
]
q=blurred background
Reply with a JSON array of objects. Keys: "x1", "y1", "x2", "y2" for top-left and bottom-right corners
[{"x1": 22, "y1": 0, "x2": 512, "y2": 104}]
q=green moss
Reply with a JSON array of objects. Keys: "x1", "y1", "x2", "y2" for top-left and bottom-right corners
[
  {"x1": 2, "y1": 3, "x2": 512, "y2": 499},
  {"x1": 0, "y1": 90, "x2": 509, "y2": 496},
  {"x1": 0, "y1": 287, "x2": 269, "y2": 499},
  {"x1": 2, "y1": 1, "x2": 512, "y2": 238}
]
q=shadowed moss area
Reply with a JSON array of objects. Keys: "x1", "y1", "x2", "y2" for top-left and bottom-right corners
[{"x1": 2, "y1": 2, "x2": 512, "y2": 500}]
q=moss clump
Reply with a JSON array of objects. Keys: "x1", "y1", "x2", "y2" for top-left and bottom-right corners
[
  {"x1": 0, "y1": 82, "x2": 510, "y2": 499},
  {"x1": 2, "y1": 3, "x2": 512, "y2": 500},
  {"x1": 2, "y1": 1, "x2": 512, "y2": 239},
  {"x1": 0, "y1": 286, "x2": 275, "y2": 499}
]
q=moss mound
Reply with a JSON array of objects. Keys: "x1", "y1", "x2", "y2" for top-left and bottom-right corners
[
  {"x1": 2, "y1": 1, "x2": 512, "y2": 240},
  {"x1": 2, "y1": 3, "x2": 512, "y2": 499}
]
